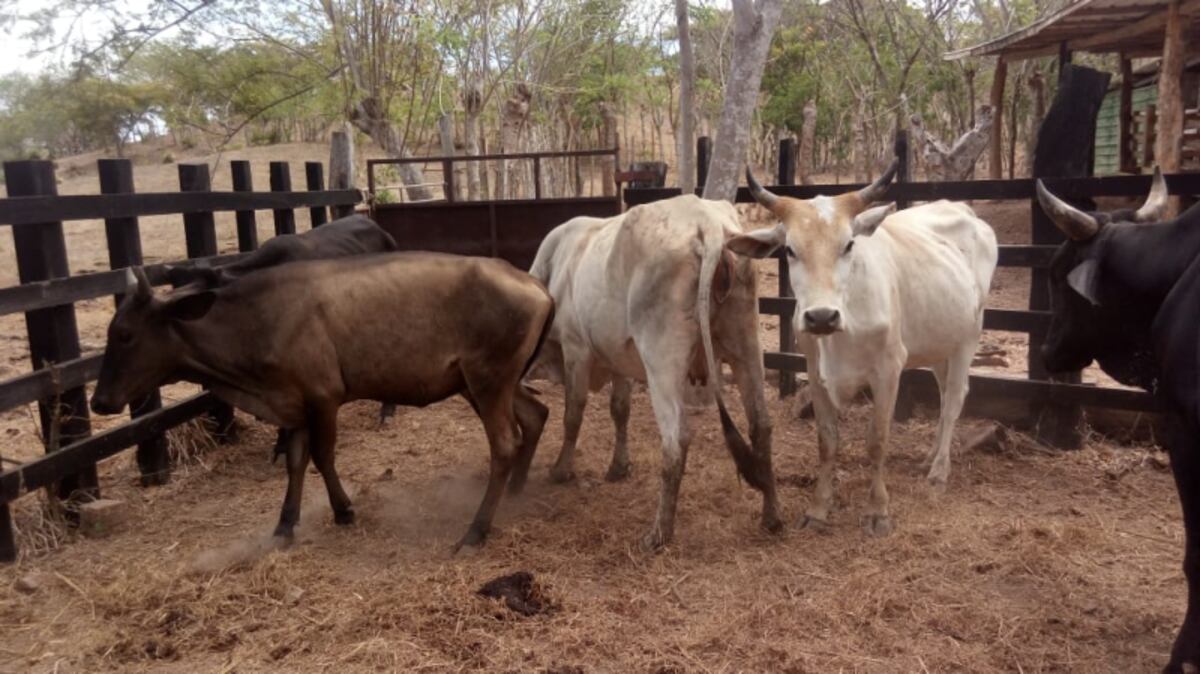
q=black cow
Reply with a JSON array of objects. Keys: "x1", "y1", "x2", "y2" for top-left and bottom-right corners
[{"x1": 1036, "y1": 169, "x2": 1199, "y2": 673}]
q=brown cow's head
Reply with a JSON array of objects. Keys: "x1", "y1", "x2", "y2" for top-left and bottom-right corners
[
  {"x1": 91, "y1": 267, "x2": 216, "y2": 414},
  {"x1": 727, "y1": 163, "x2": 897, "y2": 335}
]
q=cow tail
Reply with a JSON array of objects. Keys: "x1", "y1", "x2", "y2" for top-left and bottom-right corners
[
  {"x1": 520, "y1": 295, "x2": 556, "y2": 383},
  {"x1": 698, "y1": 224, "x2": 769, "y2": 493}
]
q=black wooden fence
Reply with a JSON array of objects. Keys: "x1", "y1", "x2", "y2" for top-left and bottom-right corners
[
  {"x1": 627, "y1": 133, "x2": 1197, "y2": 446},
  {"x1": 0, "y1": 158, "x2": 361, "y2": 562}
]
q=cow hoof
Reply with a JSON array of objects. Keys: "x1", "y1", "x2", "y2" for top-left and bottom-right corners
[
  {"x1": 507, "y1": 476, "x2": 528, "y2": 496},
  {"x1": 605, "y1": 461, "x2": 632, "y2": 482},
  {"x1": 798, "y1": 514, "x2": 830, "y2": 533},
  {"x1": 333, "y1": 508, "x2": 356, "y2": 526},
  {"x1": 926, "y1": 474, "x2": 948, "y2": 494},
  {"x1": 271, "y1": 527, "x2": 295, "y2": 544},
  {"x1": 549, "y1": 467, "x2": 576, "y2": 484},
  {"x1": 861, "y1": 514, "x2": 893, "y2": 537},
  {"x1": 640, "y1": 530, "x2": 668, "y2": 553},
  {"x1": 761, "y1": 513, "x2": 784, "y2": 535},
  {"x1": 453, "y1": 525, "x2": 488, "y2": 553}
]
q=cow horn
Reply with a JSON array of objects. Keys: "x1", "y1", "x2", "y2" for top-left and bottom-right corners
[
  {"x1": 745, "y1": 166, "x2": 779, "y2": 211},
  {"x1": 1036, "y1": 180, "x2": 1099, "y2": 241},
  {"x1": 1134, "y1": 166, "x2": 1168, "y2": 223},
  {"x1": 856, "y1": 159, "x2": 898, "y2": 204},
  {"x1": 131, "y1": 266, "x2": 153, "y2": 301}
]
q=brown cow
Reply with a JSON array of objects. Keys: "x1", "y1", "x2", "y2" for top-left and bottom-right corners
[{"x1": 91, "y1": 253, "x2": 554, "y2": 549}]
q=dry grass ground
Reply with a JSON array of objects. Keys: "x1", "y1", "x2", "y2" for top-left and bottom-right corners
[{"x1": 0, "y1": 149, "x2": 1182, "y2": 672}]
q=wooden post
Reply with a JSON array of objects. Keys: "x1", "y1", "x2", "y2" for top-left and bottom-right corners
[
  {"x1": 330, "y1": 129, "x2": 356, "y2": 219},
  {"x1": 696, "y1": 136, "x2": 712, "y2": 194},
  {"x1": 444, "y1": 158, "x2": 458, "y2": 202},
  {"x1": 532, "y1": 157, "x2": 541, "y2": 199},
  {"x1": 98, "y1": 159, "x2": 168, "y2": 486},
  {"x1": 776, "y1": 138, "x2": 796, "y2": 185},
  {"x1": 777, "y1": 251, "x2": 796, "y2": 397},
  {"x1": 0, "y1": 504, "x2": 13, "y2": 563},
  {"x1": 230, "y1": 161, "x2": 259, "y2": 251},
  {"x1": 1119, "y1": 56, "x2": 1135, "y2": 173},
  {"x1": 894, "y1": 130, "x2": 910, "y2": 210},
  {"x1": 799, "y1": 101, "x2": 817, "y2": 185},
  {"x1": 178, "y1": 163, "x2": 236, "y2": 441},
  {"x1": 305, "y1": 162, "x2": 328, "y2": 227},
  {"x1": 1143, "y1": 105, "x2": 1158, "y2": 167},
  {"x1": 1157, "y1": 0, "x2": 1186, "y2": 215},
  {"x1": 269, "y1": 162, "x2": 296, "y2": 235},
  {"x1": 4, "y1": 160, "x2": 97, "y2": 502},
  {"x1": 990, "y1": 57, "x2": 1008, "y2": 180}
]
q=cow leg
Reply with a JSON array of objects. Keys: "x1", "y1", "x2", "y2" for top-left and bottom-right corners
[
  {"x1": 550, "y1": 353, "x2": 591, "y2": 483},
  {"x1": 457, "y1": 380, "x2": 520, "y2": 550},
  {"x1": 927, "y1": 345, "x2": 972, "y2": 487},
  {"x1": 605, "y1": 376, "x2": 633, "y2": 482},
  {"x1": 639, "y1": 338, "x2": 692, "y2": 551},
  {"x1": 801, "y1": 359, "x2": 840, "y2": 530},
  {"x1": 306, "y1": 404, "x2": 354, "y2": 526},
  {"x1": 378, "y1": 403, "x2": 397, "y2": 426},
  {"x1": 507, "y1": 387, "x2": 549, "y2": 495},
  {"x1": 862, "y1": 364, "x2": 902, "y2": 537},
  {"x1": 1165, "y1": 411, "x2": 1200, "y2": 673},
  {"x1": 273, "y1": 428, "x2": 310, "y2": 540},
  {"x1": 725, "y1": 345, "x2": 783, "y2": 534}
]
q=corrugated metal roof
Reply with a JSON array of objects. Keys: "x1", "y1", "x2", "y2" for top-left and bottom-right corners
[{"x1": 944, "y1": 0, "x2": 1200, "y2": 61}]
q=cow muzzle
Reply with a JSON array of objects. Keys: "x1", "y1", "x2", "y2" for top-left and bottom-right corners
[
  {"x1": 89, "y1": 394, "x2": 125, "y2": 415},
  {"x1": 802, "y1": 306, "x2": 842, "y2": 335}
]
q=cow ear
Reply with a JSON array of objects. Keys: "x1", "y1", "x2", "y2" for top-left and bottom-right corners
[
  {"x1": 162, "y1": 290, "x2": 217, "y2": 322},
  {"x1": 1067, "y1": 259, "x2": 1102, "y2": 306},
  {"x1": 852, "y1": 203, "x2": 895, "y2": 237},
  {"x1": 726, "y1": 224, "x2": 786, "y2": 259}
]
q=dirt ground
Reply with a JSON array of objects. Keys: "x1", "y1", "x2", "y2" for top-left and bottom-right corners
[{"x1": 0, "y1": 154, "x2": 1184, "y2": 672}]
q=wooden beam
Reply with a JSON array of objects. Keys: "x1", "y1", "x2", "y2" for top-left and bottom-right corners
[
  {"x1": 1119, "y1": 56, "x2": 1136, "y2": 172},
  {"x1": 1156, "y1": 0, "x2": 1187, "y2": 189},
  {"x1": 1073, "y1": 0, "x2": 1200, "y2": 50},
  {"x1": 1058, "y1": 42, "x2": 1073, "y2": 83},
  {"x1": 990, "y1": 58, "x2": 1008, "y2": 179}
]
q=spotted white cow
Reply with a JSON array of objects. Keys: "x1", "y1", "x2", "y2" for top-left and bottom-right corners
[
  {"x1": 728, "y1": 165, "x2": 998, "y2": 536},
  {"x1": 529, "y1": 195, "x2": 782, "y2": 550}
]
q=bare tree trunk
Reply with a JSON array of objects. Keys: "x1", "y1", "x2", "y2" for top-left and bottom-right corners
[
  {"x1": 1027, "y1": 70, "x2": 1045, "y2": 177},
  {"x1": 462, "y1": 80, "x2": 483, "y2": 200},
  {"x1": 852, "y1": 100, "x2": 869, "y2": 182},
  {"x1": 600, "y1": 101, "x2": 618, "y2": 197},
  {"x1": 798, "y1": 100, "x2": 817, "y2": 185},
  {"x1": 675, "y1": 0, "x2": 697, "y2": 193},
  {"x1": 349, "y1": 97, "x2": 432, "y2": 201},
  {"x1": 702, "y1": 0, "x2": 784, "y2": 201},
  {"x1": 498, "y1": 83, "x2": 532, "y2": 199}
]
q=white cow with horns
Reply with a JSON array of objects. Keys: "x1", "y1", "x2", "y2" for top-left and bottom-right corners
[
  {"x1": 529, "y1": 194, "x2": 782, "y2": 551},
  {"x1": 728, "y1": 164, "x2": 997, "y2": 536}
]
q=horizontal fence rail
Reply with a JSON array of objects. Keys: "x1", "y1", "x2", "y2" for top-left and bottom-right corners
[
  {"x1": 0, "y1": 190, "x2": 361, "y2": 227},
  {"x1": 0, "y1": 156, "x2": 361, "y2": 562}
]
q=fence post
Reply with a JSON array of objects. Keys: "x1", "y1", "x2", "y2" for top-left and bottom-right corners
[
  {"x1": 777, "y1": 252, "x2": 797, "y2": 397},
  {"x1": 532, "y1": 157, "x2": 541, "y2": 200},
  {"x1": 3, "y1": 160, "x2": 97, "y2": 503},
  {"x1": 270, "y1": 162, "x2": 297, "y2": 235},
  {"x1": 894, "y1": 129, "x2": 911, "y2": 210},
  {"x1": 330, "y1": 130, "x2": 355, "y2": 219},
  {"x1": 230, "y1": 161, "x2": 259, "y2": 251},
  {"x1": 777, "y1": 138, "x2": 796, "y2": 185},
  {"x1": 696, "y1": 136, "x2": 712, "y2": 194},
  {"x1": 0, "y1": 505, "x2": 13, "y2": 563},
  {"x1": 99, "y1": 159, "x2": 169, "y2": 486},
  {"x1": 305, "y1": 162, "x2": 329, "y2": 227},
  {"x1": 178, "y1": 163, "x2": 236, "y2": 441}
]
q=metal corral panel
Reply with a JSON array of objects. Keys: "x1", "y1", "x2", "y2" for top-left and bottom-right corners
[{"x1": 372, "y1": 196, "x2": 620, "y2": 270}]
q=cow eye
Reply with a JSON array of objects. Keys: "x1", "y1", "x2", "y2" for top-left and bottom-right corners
[
  {"x1": 117, "y1": 331, "x2": 134, "y2": 345},
  {"x1": 843, "y1": 239, "x2": 855, "y2": 255}
]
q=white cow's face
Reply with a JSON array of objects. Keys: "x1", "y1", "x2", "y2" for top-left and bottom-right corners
[{"x1": 730, "y1": 192, "x2": 893, "y2": 335}]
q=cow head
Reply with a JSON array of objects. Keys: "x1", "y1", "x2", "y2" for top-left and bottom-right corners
[
  {"x1": 90, "y1": 267, "x2": 217, "y2": 414},
  {"x1": 1035, "y1": 167, "x2": 1168, "y2": 377},
  {"x1": 727, "y1": 162, "x2": 897, "y2": 335}
]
